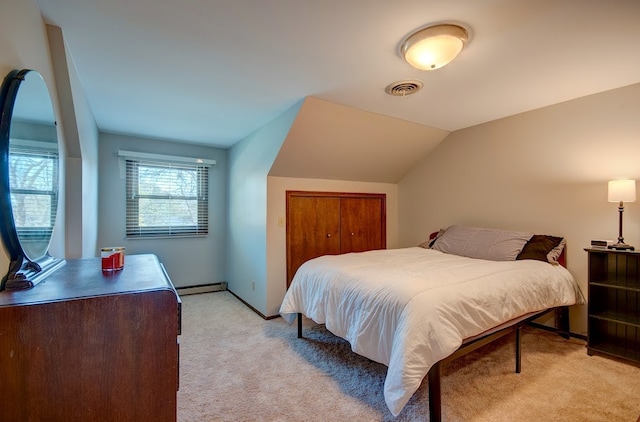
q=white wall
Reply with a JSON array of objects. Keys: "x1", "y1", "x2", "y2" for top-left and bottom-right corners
[
  {"x1": 230, "y1": 100, "x2": 402, "y2": 317},
  {"x1": 266, "y1": 176, "x2": 398, "y2": 316},
  {"x1": 398, "y1": 83, "x2": 640, "y2": 335},
  {"x1": 97, "y1": 132, "x2": 228, "y2": 288},
  {"x1": 46, "y1": 24, "x2": 100, "y2": 259},
  {"x1": 227, "y1": 101, "x2": 302, "y2": 315},
  {"x1": 0, "y1": 0, "x2": 67, "y2": 272}
]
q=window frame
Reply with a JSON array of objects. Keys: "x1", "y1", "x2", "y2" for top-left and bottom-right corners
[
  {"x1": 125, "y1": 158, "x2": 209, "y2": 239},
  {"x1": 9, "y1": 142, "x2": 59, "y2": 240}
]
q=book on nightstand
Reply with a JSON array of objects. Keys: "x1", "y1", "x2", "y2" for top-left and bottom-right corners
[{"x1": 590, "y1": 240, "x2": 612, "y2": 248}]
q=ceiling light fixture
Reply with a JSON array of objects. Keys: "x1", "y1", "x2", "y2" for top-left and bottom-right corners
[{"x1": 401, "y1": 23, "x2": 468, "y2": 71}]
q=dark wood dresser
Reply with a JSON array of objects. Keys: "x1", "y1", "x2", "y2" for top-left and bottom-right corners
[{"x1": 0, "y1": 254, "x2": 181, "y2": 421}]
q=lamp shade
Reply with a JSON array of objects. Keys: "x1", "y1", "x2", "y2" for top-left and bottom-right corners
[
  {"x1": 608, "y1": 179, "x2": 636, "y2": 203},
  {"x1": 401, "y1": 24, "x2": 468, "y2": 71}
]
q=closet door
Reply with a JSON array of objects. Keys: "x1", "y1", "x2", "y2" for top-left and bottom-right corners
[
  {"x1": 286, "y1": 195, "x2": 340, "y2": 288},
  {"x1": 340, "y1": 197, "x2": 384, "y2": 253}
]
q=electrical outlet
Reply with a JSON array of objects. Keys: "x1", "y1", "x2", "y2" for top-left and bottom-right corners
[{"x1": 251, "y1": 280, "x2": 255, "y2": 291}]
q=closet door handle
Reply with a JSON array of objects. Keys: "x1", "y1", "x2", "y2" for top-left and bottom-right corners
[
  {"x1": 327, "y1": 233, "x2": 331, "y2": 238},
  {"x1": 351, "y1": 232, "x2": 355, "y2": 236}
]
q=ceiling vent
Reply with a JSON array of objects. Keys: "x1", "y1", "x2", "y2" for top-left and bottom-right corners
[{"x1": 385, "y1": 79, "x2": 423, "y2": 96}]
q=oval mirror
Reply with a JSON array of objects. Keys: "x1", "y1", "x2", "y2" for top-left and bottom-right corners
[{"x1": 0, "y1": 69, "x2": 64, "y2": 291}]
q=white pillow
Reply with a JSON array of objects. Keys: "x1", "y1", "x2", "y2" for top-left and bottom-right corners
[
  {"x1": 547, "y1": 238, "x2": 566, "y2": 264},
  {"x1": 432, "y1": 225, "x2": 533, "y2": 261}
]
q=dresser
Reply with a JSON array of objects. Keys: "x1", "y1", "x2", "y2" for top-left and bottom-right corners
[
  {"x1": 0, "y1": 254, "x2": 181, "y2": 421},
  {"x1": 585, "y1": 248, "x2": 640, "y2": 363}
]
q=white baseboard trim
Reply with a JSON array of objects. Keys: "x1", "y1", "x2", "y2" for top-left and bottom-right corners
[{"x1": 176, "y1": 282, "x2": 227, "y2": 296}]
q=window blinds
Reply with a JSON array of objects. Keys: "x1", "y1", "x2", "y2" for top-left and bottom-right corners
[
  {"x1": 125, "y1": 159, "x2": 209, "y2": 238},
  {"x1": 9, "y1": 145, "x2": 59, "y2": 238}
]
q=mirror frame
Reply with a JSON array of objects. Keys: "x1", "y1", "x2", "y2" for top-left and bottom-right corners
[{"x1": 0, "y1": 69, "x2": 64, "y2": 291}]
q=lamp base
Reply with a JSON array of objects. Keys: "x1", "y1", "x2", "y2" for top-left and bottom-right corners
[{"x1": 607, "y1": 242, "x2": 635, "y2": 251}]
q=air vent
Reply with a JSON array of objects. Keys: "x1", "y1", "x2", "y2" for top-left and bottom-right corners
[{"x1": 385, "y1": 79, "x2": 423, "y2": 96}]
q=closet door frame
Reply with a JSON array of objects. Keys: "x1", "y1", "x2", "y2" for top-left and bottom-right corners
[{"x1": 285, "y1": 191, "x2": 386, "y2": 288}]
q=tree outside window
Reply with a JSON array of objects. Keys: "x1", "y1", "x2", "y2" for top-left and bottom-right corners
[{"x1": 125, "y1": 159, "x2": 208, "y2": 238}]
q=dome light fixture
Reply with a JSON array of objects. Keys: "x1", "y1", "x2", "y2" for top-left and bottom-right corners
[{"x1": 401, "y1": 23, "x2": 468, "y2": 71}]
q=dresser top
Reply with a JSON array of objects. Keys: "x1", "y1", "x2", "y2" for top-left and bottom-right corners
[{"x1": 0, "y1": 254, "x2": 176, "y2": 307}]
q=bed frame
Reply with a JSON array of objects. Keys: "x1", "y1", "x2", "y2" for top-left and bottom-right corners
[
  {"x1": 294, "y1": 237, "x2": 570, "y2": 420},
  {"x1": 296, "y1": 306, "x2": 569, "y2": 422},
  {"x1": 426, "y1": 306, "x2": 569, "y2": 421}
]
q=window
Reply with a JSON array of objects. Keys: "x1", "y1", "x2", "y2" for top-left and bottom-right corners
[
  {"x1": 125, "y1": 159, "x2": 209, "y2": 238},
  {"x1": 9, "y1": 143, "x2": 59, "y2": 239}
]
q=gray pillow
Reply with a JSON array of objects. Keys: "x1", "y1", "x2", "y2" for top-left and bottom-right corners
[{"x1": 431, "y1": 225, "x2": 533, "y2": 261}]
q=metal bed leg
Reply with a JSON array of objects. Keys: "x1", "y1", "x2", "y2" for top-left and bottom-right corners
[
  {"x1": 556, "y1": 306, "x2": 570, "y2": 339},
  {"x1": 515, "y1": 325, "x2": 522, "y2": 373},
  {"x1": 297, "y1": 313, "x2": 302, "y2": 338},
  {"x1": 428, "y1": 362, "x2": 442, "y2": 422}
]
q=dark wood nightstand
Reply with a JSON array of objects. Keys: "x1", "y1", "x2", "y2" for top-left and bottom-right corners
[{"x1": 585, "y1": 248, "x2": 640, "y2": 363}]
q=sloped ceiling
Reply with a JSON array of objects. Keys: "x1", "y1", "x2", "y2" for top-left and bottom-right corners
[
  {"x1": 36, "y1": 1, "x2": 640, "y2": 148},
  {"x1": 34, "y1": 1, "x2": 640, "y2": 183},
  {"x1": 270, "y1": 97, "x2": 448, "y2": 183}
]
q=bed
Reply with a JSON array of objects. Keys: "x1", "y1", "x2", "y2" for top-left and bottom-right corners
[{"x1": 279, "y1": 225, "x2": 584, "y2": 420}]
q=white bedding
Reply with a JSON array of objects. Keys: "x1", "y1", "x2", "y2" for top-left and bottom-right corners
[{"x1": 279, "y1": 247, "x2": 583, "y2": 416}]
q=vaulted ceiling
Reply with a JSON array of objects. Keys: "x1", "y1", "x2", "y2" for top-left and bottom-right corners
[
  {"x1": 36, "y1": 1, "x2": 640, "y2": 150},
  {"x1": 270, "y1": 97, "x2": 448, "y2": 183}
]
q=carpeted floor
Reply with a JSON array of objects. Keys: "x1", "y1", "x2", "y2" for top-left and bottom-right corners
[{"x1": 177, "y1": 292, "x2": 640, "y2": 421}]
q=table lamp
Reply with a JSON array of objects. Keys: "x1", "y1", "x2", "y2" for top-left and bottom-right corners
[{"x1": 607, "y1": 179, "x2": 636, "y2": 250}]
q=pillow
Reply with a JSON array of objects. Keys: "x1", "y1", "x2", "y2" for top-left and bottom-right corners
[
  {"x1": 516, "y1": 234, "x2": 564, "y2": 264},
  {"x1": 418, "y1": 239, "x2": 432, "y2": 248},
  {"x1": 431, "y1": 225, "x2": 533, "y2": 261},
  {"x1": 418, "y1": 229, "x2": 445, "y2": 249},
  {"x1": 547, "y1": 238, "x2": 566, "y2": 265}
]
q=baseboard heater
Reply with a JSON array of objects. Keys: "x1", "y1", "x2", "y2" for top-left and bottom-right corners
[{"x1": 176, "y1": 282, "x2": 227, "y2": 296}]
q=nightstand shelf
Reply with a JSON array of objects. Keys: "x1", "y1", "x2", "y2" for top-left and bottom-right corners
[
  {"x1": 585, "y1": 248, "x2": 640, "y2": 364},
  {"x1": 589, "y1": 280, "x2": 640, "y2": 292},
  {"x1": 587, "y1": 341, "x2": 640, "y2": 362},
  {"x1": 590, "y1": 312, "x2": 640, "y2": 327}
]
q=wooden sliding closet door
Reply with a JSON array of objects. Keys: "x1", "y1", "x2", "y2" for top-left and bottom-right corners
[{"x1": 286, "y1": 191, "x2": 386, "y2": 288}]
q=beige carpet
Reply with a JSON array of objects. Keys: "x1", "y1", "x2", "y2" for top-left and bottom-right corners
[{"x1": 177, "y1": 292, "x2": 640, "y2": 421}]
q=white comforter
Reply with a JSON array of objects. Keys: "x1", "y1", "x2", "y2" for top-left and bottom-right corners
[{"x1": 279, "y1": 247, "x2": 583, "y2": 416}]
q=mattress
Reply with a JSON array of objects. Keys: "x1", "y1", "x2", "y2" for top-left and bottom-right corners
[{"x1": 280, "y1": 247, "x2": 583, "y2": 416}]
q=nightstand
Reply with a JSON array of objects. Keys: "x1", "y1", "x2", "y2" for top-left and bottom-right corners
[{"x1": 585, "y1": 248, "x2": 640, "y2": 363}]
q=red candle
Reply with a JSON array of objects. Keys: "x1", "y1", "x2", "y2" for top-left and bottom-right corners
[{"x1": 101, "y1": 247, "x2": 125, "y2": 273}]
